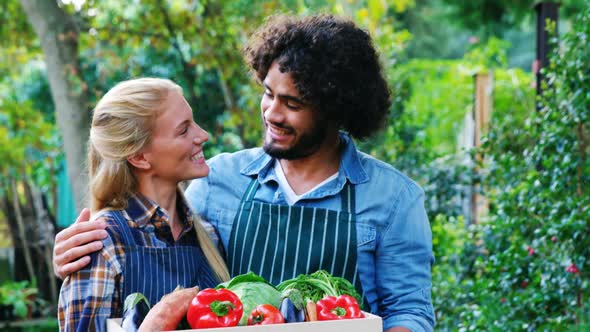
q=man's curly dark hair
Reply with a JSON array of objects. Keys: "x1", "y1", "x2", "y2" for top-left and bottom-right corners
[{"x1": 243, "y1": 14, "x2": 391, "y2": 140}]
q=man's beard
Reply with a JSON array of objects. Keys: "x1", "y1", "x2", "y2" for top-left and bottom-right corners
[{"x1": 263, "y1": 118, "x2": 329, "y2": 160}]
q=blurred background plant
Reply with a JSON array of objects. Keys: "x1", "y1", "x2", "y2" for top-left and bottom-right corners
[{"x1": 0, "y1": 280, "x2": 38, "y2": 319}]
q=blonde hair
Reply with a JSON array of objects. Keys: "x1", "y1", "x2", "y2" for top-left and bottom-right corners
[{"x1": 89, "y1": 77, "x2": 229, "y2": 282}]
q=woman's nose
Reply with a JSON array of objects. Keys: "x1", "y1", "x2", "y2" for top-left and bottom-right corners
[{"x1": 193, "y1": 124, "x2": 209, "y2": 144}]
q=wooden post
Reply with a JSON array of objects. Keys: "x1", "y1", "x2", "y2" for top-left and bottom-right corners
[
  {"x1": 471, "y1": 72, "x2": 493, "y2": 224},
  {"x1": 474, "y1": 73, "x2": 493, "y2": 149}
]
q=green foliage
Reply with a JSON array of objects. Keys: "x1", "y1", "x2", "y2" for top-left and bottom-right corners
[
  {"x1": 433, "y1": 5, "x2": 590, "y2": 330},
  {"x1": 0, "y1": 280, "x2": 38, "y2": 319},
  {"x1": 360, "y1": 37, "x2": 533, "y2": 221},
  {"x1": 56, "y1": 0, "x2": 414, "y2": 156},
  {"x1": 0, "y1": 82, "x2": 60, "y2": 194},
  {"x1": 364, "y1": 37, "x2": 515, "y2": 162},
  {"x1": 441, "y1": 0, "x2": 587, "y2": 38},
  {"x1": 359, "y1": 59, "x2": 472, "y2": 174},
  {"x1": 430, "y1": 214, "x2": 481, "y2": 327},
  {"x1": 358, "y1": 58, "x2": 475, "y2": 220},
  {"x1": 366, "y1": 34, "x2": 542, "y2": 330},
  {"x1": 398, "y1": 0, "x2": 470, "y2": 60},
  {"x1": 464, "y1": 37, "x2": 510, "y2": 70},
  {"x1": 0, "y1": 1, "x2": 39, "y2": 79}
]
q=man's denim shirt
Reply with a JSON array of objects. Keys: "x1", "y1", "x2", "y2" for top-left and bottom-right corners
[{"x1": 186, "y1": 133, "x2": 435, "y2": 332}]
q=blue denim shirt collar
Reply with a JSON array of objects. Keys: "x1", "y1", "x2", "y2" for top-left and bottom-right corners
[{"x1": 239, "y1": 132, "x2": 369, "y2": 199}]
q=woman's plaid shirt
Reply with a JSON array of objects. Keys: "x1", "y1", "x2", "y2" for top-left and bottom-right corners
[{"x1": 57, "y1": 192, "x2": 221, "y2": 332}]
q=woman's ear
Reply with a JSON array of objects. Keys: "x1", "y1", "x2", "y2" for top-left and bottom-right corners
[{"x1": 127, "y1": 153, "x2": 151, "y2": 170}]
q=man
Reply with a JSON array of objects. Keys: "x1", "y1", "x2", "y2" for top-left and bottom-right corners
[{"x1": 53, "y1": 14, "x2": 434, "y2": 332}]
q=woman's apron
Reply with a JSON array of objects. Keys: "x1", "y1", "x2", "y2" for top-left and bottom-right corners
[
  {"x1": 110, "y1": 212, "x2": 219, "y2": 307},
  {"x1": 227, "y1": 178, "x2": 363, "y2": 297}
]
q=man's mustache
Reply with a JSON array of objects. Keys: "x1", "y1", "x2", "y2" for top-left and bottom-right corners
[{"x1": 265, "y1": 121, "x2": 295, "y2": 133}]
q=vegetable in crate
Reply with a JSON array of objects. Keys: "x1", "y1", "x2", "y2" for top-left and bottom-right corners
[
  {"x1": 276, "y1": 270, "x2": 363, "y2": 307},
  {"x1": 186, "y1": 288, "x2": 243, "y2": 329},
  {"x1": 305, "y1": 301, "x2": 317, "y2": 321},
  {"x1": 216, "y1": 272, "x2": 282, "y2": 325},
  {"x1": 247, "y1": 304, "x2": 285, "y2": 325},
  {"x1": 121, "y1": 292, "x2": 150, "y2": 332},
  {"x1": 316, "y1": 295, "x2": 364, "y2": 320},
  {"x1": 279, "y1": 297, "x2": 305, "y2": 323},
  {"x1": 140, "y1": 287, "x2": 199, "y2": 331}
]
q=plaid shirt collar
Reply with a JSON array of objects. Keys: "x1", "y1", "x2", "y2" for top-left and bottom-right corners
[{"x1": 124, "y1": 189, "x2": 195, "y2": 237}]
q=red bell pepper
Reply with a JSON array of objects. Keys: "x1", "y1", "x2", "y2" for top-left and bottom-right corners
[
  {"x1": 316, "y1": 295, "x2": 364, "y2": 320},
  {"x1": 186, "y1": 288, "x2": 244, "y2": 329},
  {"x1": 247, "y1": 304, "x2": 285, "y2": 325}
]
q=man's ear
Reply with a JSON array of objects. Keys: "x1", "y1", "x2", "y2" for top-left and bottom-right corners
[{"x1": 127, "y1": 152, "x2": 151, "y2": 170}]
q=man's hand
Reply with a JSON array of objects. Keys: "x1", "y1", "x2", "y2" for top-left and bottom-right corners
[
  {"x1": 138, "y1": 287, "x2": 199, "y2": 332},
  {"x1": 53, "y1": 208, "x2": 108, "y2": 279}
]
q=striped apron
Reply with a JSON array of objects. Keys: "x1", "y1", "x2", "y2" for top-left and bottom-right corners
[
  {"x1": 109, "y1": 212, "x2": 219, "y2": 307},
  {"x1": 227, "y1": 178, "x2": 363, "y2": 297}
]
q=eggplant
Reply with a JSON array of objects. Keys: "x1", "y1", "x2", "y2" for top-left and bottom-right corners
[
  {"x1": 279, "y1": 297, "x2": 305, "y2": 323},
  {"x1": 121, "y1": 293, "x2": 151, "y2": 332}
]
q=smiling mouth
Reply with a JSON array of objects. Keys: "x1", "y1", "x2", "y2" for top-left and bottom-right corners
[
  {"x1": 268, "y1": 123, "x2": 293, "y2": 136},
  {"x1": 190, "y1": 150, "x2": 204, "y2": 162},
  {"x1": 272, "y1": 127, "x2": 289, "y2": 135}
]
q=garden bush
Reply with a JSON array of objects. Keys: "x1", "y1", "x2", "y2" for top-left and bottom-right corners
[{"x1": 434, "y1": 5, "x2": 590, "y2": 331}]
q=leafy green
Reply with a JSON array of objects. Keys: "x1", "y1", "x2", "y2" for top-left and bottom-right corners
[
  {"x1": 123, "y1": 292, "x2": 150, "y2": 313},
  {"x1": 276, "y1": 270, "x2": 363, "y2": 309},
  {"x1": 217, "y1": 271, "x2": 269, "y2": 289},
  {"x1": 216, "y1": 272, "x2": 282, "y2": 326}
]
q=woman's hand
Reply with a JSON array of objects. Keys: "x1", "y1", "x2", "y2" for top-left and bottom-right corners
[{"x1": 52, "y1": 208, "x2": 108, "y2": 279}]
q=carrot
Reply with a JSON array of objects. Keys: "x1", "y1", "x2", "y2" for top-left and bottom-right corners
[{"x1": 305, "y1": 301, "x2": 317, "y2": 322}]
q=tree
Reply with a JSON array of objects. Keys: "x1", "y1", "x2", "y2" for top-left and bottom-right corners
[
  {"x1": 20, "y1": 0, "x2": 90, "y2": 210},
  {"x1": 4, "y1": 0, "x2": 417, "y2": 317},
  {"x1": 441, "y1": 0, "x2": 587, "y2": 38},
  {"x1": 0, "y1": 93, "x2": 61, "y2": 306}
]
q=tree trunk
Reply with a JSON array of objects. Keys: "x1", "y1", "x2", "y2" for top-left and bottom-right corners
[
  {"x1": 10, "y1": 179, "x2": 36, "y2": 283},
  {"x1": 30, "y1": 183, "x2": 58, "y2": 304},
  {"x1": 20, "y1": 0, "x2": 90, "y2": 210}
]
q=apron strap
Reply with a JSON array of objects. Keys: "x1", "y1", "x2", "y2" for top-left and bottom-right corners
[
  {"x1": 340, "y1": 181, "x2": 356, "y2": 214},
  {"x1": 100, "y1": 210, "x2": 138, "y2": 246},
  {"x1": 243, "y1": 178, "x2": 260, "y2": 203}
]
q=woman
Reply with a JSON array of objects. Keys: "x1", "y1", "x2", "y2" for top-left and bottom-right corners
[{"x1": 58, "y1": 78, "x2": 230, "y2": 332}]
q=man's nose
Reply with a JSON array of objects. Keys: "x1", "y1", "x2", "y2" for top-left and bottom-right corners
[{"x1": 264, "y1": 99, "x2": 284, "y2": 123}]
